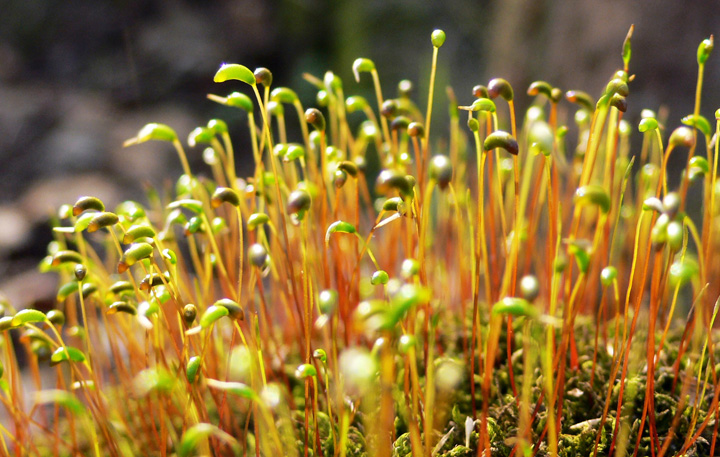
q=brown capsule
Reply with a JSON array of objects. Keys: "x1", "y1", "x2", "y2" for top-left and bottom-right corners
[
  {"x1": 390, "y1": 116, "x2": 410, "y2": 131},
  {"x1": 74, "y1": 264, "x2": 87, "y2": 282},
  {"x1": 375, "y1": 169, "x2": 413, "y2": 197},
  {"x1": 287, "y1": 189, "x2": 311, "y2": 217},
  {"x1": 334, "y1": 169, "x2": 348, "y2": 188},
  {"x1": 47, "y1": 310, "x2": 65, "y2": 326},
  {"x1": 407, "y1": 122, "x2": 425, "y2": 138},
  {"x1": 248, "y1": 243, "x2": 268, "y2": 268},
  {"x1": 487, "y1": 78, "x2": 514, "y2": 101},
  {"x1": 381, "y1": 100, "x2": 398, "y2": 119},
  {"x1": 139, "y1": 273, "x2": 169, "y2": 292},
  {"x1": 429, "y1": 155, "x2": 453, "y2": 190},
  {"x1": 305, "y1": 108, "x2": 326, "y2": 132},
  {"x1": 183, "y1": 304, "x2": 197, "y2": 325},
  {"x1": 472, "y1": 85, "x2": 489, "y2": 99},
  {"x1": 254, "y1": 67, "x2": 273, "y2": 87},
  {"x1": 72, "y1": 196, "x2": 105, "y2": 216},
  {"x1": 609, "y1": 94, "x2": 627, "y2": 112}
]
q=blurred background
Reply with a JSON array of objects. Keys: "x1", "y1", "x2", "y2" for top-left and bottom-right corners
[{"x1": 0, "y1": 0, "x2": 718, "y2": 308}]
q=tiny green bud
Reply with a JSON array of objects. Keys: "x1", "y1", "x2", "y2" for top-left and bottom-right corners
[
  {"x1": 622, "y1": 24, "x2": 634, "y2": 67},
  {"x1": 124, "y1": 123, "x2": 177, "y2": 147},
  {"x1": 345, "y1": 95, "x2": 368, "y2": 112},
  {"x1": 460, "y1": 97, "x2": 496, "y2": 113},
  {"x1": 431, "y1": 29, "x2": 446, "y2": 48},
  {"x1": 697, "y1": 36, "x2": 714, "y2": 65},
  {"x1": 313, "y1": 349, "x2": 327, "y2": 364},
  {"x1": 187, "y1": 127, "x2": 214, "y2": 147},
  {"x1": 371, "y1": 270, "x2": 389, "y2": 285},
  {"x1": 295, "y1": 363, "x2": 317, "y2": 379},
  {"x1": 639, "y1": 117, "x2": 658, "y2": 132},
  {"x1": 318, "y1": 289, "x2": 338, "y2": 314},
  {"x1": 352, "y1": 58, "x2": 376, "y2": 83},
  {"x1": 186, "y1": 356, "x2": 202, "y2": 384},
  {"x1": 207, "y1": 92, "x2": 253, "y2": 112},
  {"x1": 492, "y1": 297, "x2": 537, "y2": 318},
  {"x1": 467, "y1": 117, "x2": 479, "y2": 132},
  {"x1": 600, "y1": 266, "x2": 618, "y2": 287},
  {"x1": 574, "y1": 185, "x2": 611, "y2": 213},
  {"x1": 247, "y1": 213, "x2": 269, "y2": 230},
  {"x1": 401, "y1": 258, "x2": 420, "y2": 278}
]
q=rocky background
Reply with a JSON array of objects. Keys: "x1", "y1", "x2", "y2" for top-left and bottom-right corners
[{"x1": 1, "y1": 0, "x2": 718, "y2": 309}]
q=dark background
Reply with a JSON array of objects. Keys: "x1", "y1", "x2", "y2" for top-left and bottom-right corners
[{"x1": 1, "y1": 0, "x2": 718, "y2": 307}]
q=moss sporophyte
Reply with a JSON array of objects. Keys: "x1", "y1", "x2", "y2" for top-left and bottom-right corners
[{"x1": 2, "y1": 26, "x2": 720, "y2": 456}]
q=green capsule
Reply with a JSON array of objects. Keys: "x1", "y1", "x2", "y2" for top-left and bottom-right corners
[
  {"x1": 352, "y1": 58, "x2": 376, "y2": 82},
  {"x1": 214, "y1": 63, "x2": 256, "y2": 86},
  {"x1": 639, "y1": 118, "x2": 658, "y2": 133},
  {"x1": 295, "y1": 363, "x2": 317, "y2": 379},
  {"x1": 56, "y1": 280, "x2": 80, "y2": 301},
  {"x1": 247, "y1": 213, "x2": 269, "y2": 230},
  {"x1": 689, "y1": 156, "x2": 710, "y2": 174},
  {"x1": 123, "y1": 224, "x2": 156, "y2": 244},
  {"x1": 206, "y1": 378, "x2": 258, "y2": 401},
  {"x1": 529, "y1": 121, "x2": 553, "y2": 157},
  {"x1": 313, "y1": 349, "x2": 327, "y2": 364},
  {"x1": 662, "y1": 192, "x2": 681, "y2": 218},
  {"x1": 318, "y1": 289, "x2": 338, "y2": 314},
  {"x1": 86, "y1": 212, "x2": 119, "y2": 233},
  {"x1": 325, "y1": 220, "x2": 356, "y2": 243},
  {"x1": 214, "y1": 298, "x2": 244, "y2": 320},
  {"x1": 199, "y1": 305, "x2": 229, "y2": 329},
  {"x1": 669, "y1": 258, "x2": 699, "y2": 289},
  {"x1": 492, "y1": 296, "x2": 537, "y2": 318},
  {"x1": 107, "y1": 301, "x2": 137, "y2": 316},
  {"x1": 167, "y1": 199, "x2": 204, "y2": 215},
  {"x1": 207, "y1": 92, "x2": 254, "y2": 112},
  {"x1": 398, "y1": 334, "x2": 417, "y2": 354},
  {"x1": 345, "y1": 95, "x2": 368, "y2": 113},
  {"x1": 462, "y1": 97, "x2": 496, "y2": 113},
  {"x1": 666, "y1": 220, "x2": 684, "y2": 251},
  {"x1": 186, "y1": 356, "x2": 202, "y2": 384},
  {"x1": 467, "y1": 118, "x2": 480, "y2": 132},
  {"x1": 284, "y1": 144, "x2": 306, "y2": 162},
  {"x1": 118, "y1": 243, "x2": 154, "y2": 274},
  {"x1": 669, "y1": 126, "x2": 695, "y2": 148},
  {"x1": 382, "y1": 284, "x2": 430, "y2": 330},
  {"x1": 604, "y1": 78, "x2": 629, "y2": 98},
  {"x1": 72, "y1": 196, "x2": 104, "y2": 216},
  {"x1": 483, "y1": 131, "x2": 519, "y2": 155},
  {"x1": 270, "y1": 87, "x2": 298, "y2": 104},
  {"x1": 574, "y1": 185, "x2": 611, "y2": 214},
  {"x1": 600, "y1": 266, "x2": 618, "y2": 287},
  {"x1": 50, "y1": 346, "x2": 86, "y2": 366},
  {"x1": 109, "y1": 280, "x2": 134, "y2": 295},
  {"x1": 697, "y1": 36, "x2": 714, "y2": 65},
  {"x1": 11, "y1": 309, "x2": 47, "y2": 327},
  {"x1": 565, "y1": 90, "x2": 595, "y2": 112},
  {"x1": 177, "y1": 423, "x2": 240, "y2": 457},
  {"x1": 567, "y1": 240, "x2": 592, "y2": 274},
  {"x1": 431, "y1": 29, "x2": 446, "y2": 48},
  {"x1": 401, "y1": 258, "x2": 420, "y2": 278},
  {"x1": 187, "y1": 127, "x2": 214, "y2": 148},
  {"x1": 51, "y1": 250, "x2": 83, "y2": 267},
  {"x1": 0, "y1": 316, "x2": 13, "y2": 332},
  {"x1": 337, "y1": 161, "x2": 359, "y2": 178},
  {"x1": 487, "y1": 78, "x2": 514, "y2": 101},
  {"x1": 124, "y1": 123, "x2": 178, "y2": 146},
  {"x1": 46, "y1": 310, "x2": 65, "y2": 326},
  {"x1": 681, "y1": 114, "x2": 711, "y2": 137},
  {"x1": 116, "y1": 200, "x2": 145, "y2": 221},
  {"x1": 371, "y1": 270, "x2": 389, "y2": 285},
  {"x1": 35, "y1": 390, "x2": 86, "y2": 416},
  {"x1": 527, "y1": 81, "x2": 554, "y2": 99}
]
